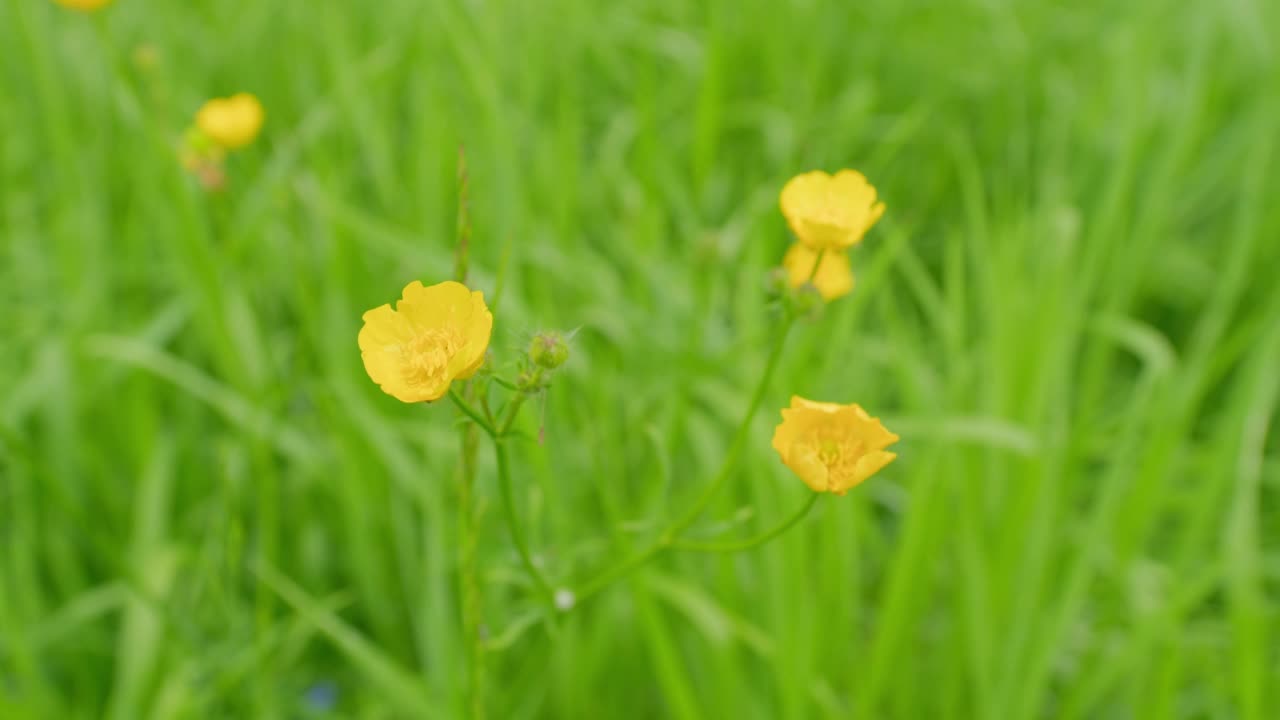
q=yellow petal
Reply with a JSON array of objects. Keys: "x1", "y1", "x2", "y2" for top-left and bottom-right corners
[
  {"x1": 357, "y1": 304, "x2": 412, "y2": 352},
  {"x1": 53, "y1": 0, "x2": 113, "y2": 10},
  {"x1": 841, "y1": 405, "x2": 899, "y2": 450},
  {"x1": 786, "y1": 443, "x2": 830, "y2": 493},
  {"x1": 398, "y1": 280, "x2": 474, "y2": 332},
  {"x1": 834, "y1": 451, "x2": 897, "y2": 494},
  {"x1": 782, "y1": 243, "x2": 855, "y2": 301},
  {"x1": 829, "y1": 170, "x2": 878, "y2": 211},
  {"x1": 789, "y1": 396, "x2": 843, "y2": 413},
  {"x1": 779, "y1": 169, "x2": 886, "y2": 250},
  {"x1": 771, "y1": 421, "x2": 828, "y2": 492},
  {"x1": 780, "y1": 171, "x2": 837, "y2": 223},
  {"x1": 454, "y1": 291, "x2": 494, "y2": 380}
]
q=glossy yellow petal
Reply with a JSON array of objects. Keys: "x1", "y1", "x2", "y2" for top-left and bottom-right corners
[
  {"x1": 782, "y1": 243, "x2": 855, "y2": 301},
  {"x1": 838, "y1": 451, "x2": 898, "y2": 494},
  {"x1": 196, "y1": 93, "x2": 264, "y2": 150},
  {"x1": 780, "y1": 169, "x2": 886, "y2": 251},
  {"x1": 771, "y1": 396, "x2": 899, "y2": 494},
  {"x1": 455, "y1": 291, "x2": 494, "y2": 380},
  {"x1": 782, "y1": 440, "x2": 830, "y2": 493},
  {"x1": 397, "y1": 280, "x2": 474, "y2": 332},
  {"x1": 359, "y1": 305, "x2": 427, "y2": 402},
  {"x1": 789, "y1": 396, "x2": 843, "y2": 414}
]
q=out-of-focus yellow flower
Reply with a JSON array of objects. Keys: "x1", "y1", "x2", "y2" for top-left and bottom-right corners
[
  {"x1": 771, "y1": 396, "x2": 898, "y2": 495},
  {"x1": 780, "y1": 170, "x2": 885, "y2": 251},
  {"x1": 196, "y1": 93, "x2": 264, "y2": 150},
  {"x1": 359, "y1": 280, "x2": 493, "y2": 403},
  {"x1": 782, "y1": 243, "x2": 854, "y2": 301},
  {"x1": 53, "y1": 0, "x2": 113, "y2": 10}
]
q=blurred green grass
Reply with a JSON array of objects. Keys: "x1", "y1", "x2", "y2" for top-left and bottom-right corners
[{"x1": 2, "y1": 0, "x2": 1279, "y2": 717}]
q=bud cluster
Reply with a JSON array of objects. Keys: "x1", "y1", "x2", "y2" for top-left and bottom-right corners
[{"x1": 517, "y1": 331, "x2": 571, "y2": 393}]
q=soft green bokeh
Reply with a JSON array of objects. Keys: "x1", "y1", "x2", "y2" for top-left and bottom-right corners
[{"x1": 2, "y1": 0, "x2": 1278, "y2": 717}]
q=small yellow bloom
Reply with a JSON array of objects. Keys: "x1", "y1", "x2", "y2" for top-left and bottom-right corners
[
  {"x1": 359, "y1": 280, "x2": 493, "y2": 403},
  {"x1": 771, "y1": 396, "x2": 899, "y2": 495},
  {"x1": 53, "y1": 0, "x2": 113, "y2": 10},
  {"x1": 195, "y1": 93, "x2": 264, "y2": 150},
  {"x1": 780, "y1": 169, "x2": 885, "y2": 250},
  {"x1": 782, "y1": 243, "x2": 854, "y2": 301}
]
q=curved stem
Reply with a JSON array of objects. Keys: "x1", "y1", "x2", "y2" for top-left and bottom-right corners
[
  {"x1": 574, "y1": 317, "x2": 795, "y2": 600},
  {"x1": 575, "y1": 540, "x2": 669, "y2": 601},
  {"x1": 493, "y1": 438, "x2": 556, "y2": 606},
  {"x1": 669, "y1": 316, "x2": 795, "y2": 535},
  {"x1": 671, "y1": 494, "x2": 820, "y2": 553},
  {"x1": 449, "y1": 388, "x2": 497, "y2": 437}
]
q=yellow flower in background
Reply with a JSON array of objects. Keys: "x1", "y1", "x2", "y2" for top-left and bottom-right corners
[
  {"x1": 196, "y1": 93, "x2": 264, "y2": 150},
  {"x1": 782, "y1": 243, "x2": 854, "y2": 301},
  {"x1": 780, "y1": 169, "x2": 885, "y2": 250},
  {"x1": 53, "y1": 0, "x2": 113, "y2": 10},
  {"x1": 771, "y1": 397, "x2": 899, "y2": 495},
  {"x1": 359, "y1": 280, "x2": 493, "y2": 403}
]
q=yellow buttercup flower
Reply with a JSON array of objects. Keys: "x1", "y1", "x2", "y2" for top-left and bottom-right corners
[
  {"x1": 771, "y1": 397, "x2": 899, "y2": 495},
  {"x1": 782, "y1": 243, "x2": 854, "y2": 301},
  {"x1": 359, "y1": 280, "x2": 493, "y2": 403},
  {"x1": 53, "y1": 0, "x2": 113, "y2": 10},
  {"x1": 780, "y1": 169, "x2": 885, "y2": 251},
  {"x1": 195, "y1": 93, "x2": 264, "y2": 150}
]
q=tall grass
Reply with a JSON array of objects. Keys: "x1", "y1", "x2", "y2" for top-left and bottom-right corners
[{"x1": 1, "y1": 0, "x2": 1277, "y2": 717}]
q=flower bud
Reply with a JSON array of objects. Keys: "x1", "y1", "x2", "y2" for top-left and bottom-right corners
[
  {"x1": 529, "y1": 332, "x2": 570, "y2": 370},
  {"x1": 764, "y1": 267, "x2": 790, "y2": 300},
  {"x1": 791, "y1": 283, "x2": 825, "y2": 322}
]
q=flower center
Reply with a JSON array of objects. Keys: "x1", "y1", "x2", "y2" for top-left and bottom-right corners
[
  {"x1": 810, "y1": 432, "x2": 865, "y2": 491},
  {"x1": 400, "y1": 328, "x2": 463, "y2": 387}
]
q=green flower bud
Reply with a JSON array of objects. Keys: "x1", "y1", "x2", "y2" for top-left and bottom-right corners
[
  {"x1": 529, "y1": 332, "x2": 570, "y2": 370},
  {"x1": 791, "y1": 282, "x2": 825, "y2": 322},
  {"x1": 764, "y1": 267, "x2": 790, "y2": 300}
]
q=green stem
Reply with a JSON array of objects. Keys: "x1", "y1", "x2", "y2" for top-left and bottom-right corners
[
  {"x1": 498, "y1": 393, "x2": 530, "y2": 436},
  {"x1": 574, "y1": 317, "x2": 796, "y2": 600},
  {"x1": 807, "y1": 248, "x2": 826, "y2": 283},
  {"x1": 669, "y1": 316, "x2": 795, "y2": 534},
  {"x1": 449, "y1": 388, "x2": 497, "y2": 437},
  {"x1": 575, "y1": 541, "x2": 669, "y2": 600},
  {"x1": 493, "y1": 438, "x2": 556, "y2": 606},
  {"x1": 455, "y1": 415, "x2": 484, "y2": 719},
  {"x1": 670, "y1": 494, "x2": 821, "y2": 552}
]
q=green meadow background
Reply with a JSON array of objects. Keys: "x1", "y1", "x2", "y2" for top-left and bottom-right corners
[{"x1": 3, "y1": 0, "x2": 1279, "y2": 717}]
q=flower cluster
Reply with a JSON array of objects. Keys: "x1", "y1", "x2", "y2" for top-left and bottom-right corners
[
  {"x1": 359, "y1": 168, "x2": 897, "y2": 501},
  {"x1": 179, "y1": 93, "x2": 264, "y2": 190},
  {"x1": 767, "y1": 168, "x2": 897, "y2": 491}
]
